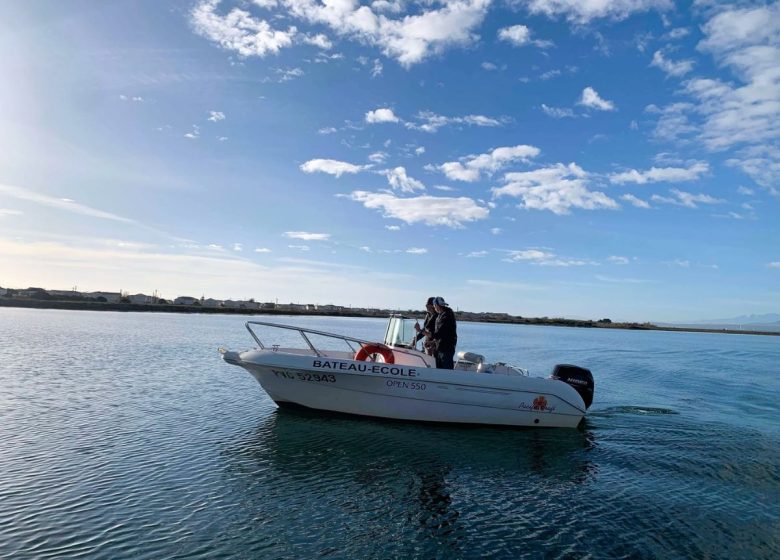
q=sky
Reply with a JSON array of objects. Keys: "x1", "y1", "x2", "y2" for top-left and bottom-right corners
[{"x1": 0, "y1": 0, "x2": 779, "y2": 322}]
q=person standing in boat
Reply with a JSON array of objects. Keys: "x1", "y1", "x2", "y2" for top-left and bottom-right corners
[
  {"x1": 430, "y1": 297, "x2": 457, "y2": 370},
  {"x1": 413, "y1": 297, "x2": 438, "y2": 356}
]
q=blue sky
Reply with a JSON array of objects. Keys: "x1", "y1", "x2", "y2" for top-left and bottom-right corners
[{"x1": 1, "y1": 0, "x2": 778, "y2": 322}]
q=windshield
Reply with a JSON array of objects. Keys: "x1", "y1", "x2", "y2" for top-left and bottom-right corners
[{"x1": 383, "y1": 316, "x2": 417, "y2": 348}]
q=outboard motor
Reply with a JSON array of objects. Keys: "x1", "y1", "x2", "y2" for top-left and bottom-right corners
[{"x1": 552, "y1": 364, "x2": 594, "y2": 409}]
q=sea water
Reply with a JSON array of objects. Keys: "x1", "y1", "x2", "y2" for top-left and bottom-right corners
[{"x1": 1, "y1": 308, "x2": 778, "y2": 559}]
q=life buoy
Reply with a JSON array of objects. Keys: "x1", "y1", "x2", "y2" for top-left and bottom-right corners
[{"x1": 354, "y1": 343, "x2": 395, "y2": 364}]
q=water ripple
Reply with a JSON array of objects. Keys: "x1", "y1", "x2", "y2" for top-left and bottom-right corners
[{"x1": 1, "y1": 309, "x2": 778, "y2": 559}]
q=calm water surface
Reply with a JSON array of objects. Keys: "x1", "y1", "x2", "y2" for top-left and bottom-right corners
[{"x1": 1, "y1": 308, "x2": 778, "y2": 559}]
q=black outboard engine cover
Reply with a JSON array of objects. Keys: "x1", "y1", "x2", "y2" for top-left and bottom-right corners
[{"x1": 552, "y1": 364, "x2": 594, "y2": 409}]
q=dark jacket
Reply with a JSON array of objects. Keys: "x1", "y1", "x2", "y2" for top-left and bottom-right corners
[
  {"x1": 432, "y1": 306, "x2": 457, "y2": 351},
  {"x1": 415, "y1": 311, "x2": 438, "y2": 343}
]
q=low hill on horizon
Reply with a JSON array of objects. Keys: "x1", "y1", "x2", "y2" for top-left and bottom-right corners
[{"x1": 690, "y1": 313, "x2": 780, "y2": 325}]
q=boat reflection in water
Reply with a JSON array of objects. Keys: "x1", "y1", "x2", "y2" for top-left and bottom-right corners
[{"x1": 219, "y1": 407, "x2": 597, "y2": 556}]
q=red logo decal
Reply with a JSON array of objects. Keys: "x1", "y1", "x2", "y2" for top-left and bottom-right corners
[{"x1": 532, "y1": 396, "x2": 547, "y2": 411}]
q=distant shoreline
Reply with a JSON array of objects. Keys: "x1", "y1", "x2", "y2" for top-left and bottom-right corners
[{"x1": 2, "y1": 298, "x2": 778, "y2": 337}]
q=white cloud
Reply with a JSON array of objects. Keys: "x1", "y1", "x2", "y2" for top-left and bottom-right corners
[
  {"x1": 233, "y1": 243, "x2": 243, "y2": 251},
  {"x1": 255, "y1": 247, "x2": 272, "y2": 253},
  {"x1": 406, "y1": 247, "x2": 428, "y2": 254},
  {"x1": 490, "y1": 227, "x2": 502, "y2": 235},
  {"x1": 318, "y1": 127, "x2": 338, "y2": 135},
  {"x1": 647, "y1": 102, "x2": 699, "y2": 144},
  {"x1": 492, "y1": 163, "x2": 619, "y2": 215},
  {"x1": 407, "y1": 111, "x2": 502, "y2": 133},
  {"x1": 697, "y1": 3, "x2": 780, "y2": 54},
  {"x1": 439, "y1": 144, "x2": 541, "y2": 182},
  {"x1": 288, "y1": 244, "x2": 310, "y2": 251},
  {"x1": 768, "y1": 262, "x2": 780, "y2": 269},
  {"x1": 371, "y1": 58, "x2": 383, "y2": 77},
  {"x1": 497, "y1": 24, "x2": 552, "y2": 48},
  {"x1": 368, "y1": 151, "x2": 389, "y2": 164},
  {"x1": 300, "y1": 158, "x2": 367, "y2": 177},
  {"x1": 208, "y1": 110, "x2": 226, "y2": 122},
  {"x1": 541, "y1": 104, "x2": 574, "y2": 118},
  {"x1": 649, "y1": 4, "x2": 780, "y2": 191},
  {"x1": 371, "y1": 1, "x2": 404, "y2": 14},
  {"x1": 498, "y1": 24, "x2": 531, "y2": 45},
  {"x1": 380, "y1": 167, "x2": 425, "y2": 192},
  {"x1": 621, "y1": 193, "x2": 651, "y2": 209},
  {"x1": 522, "y1": 0, "x2": 672, "y2": 24},
  {"x1": 0, "y1": 183, "x2": 135, "y2": 223},
  {"x1": 0, "y1": 209, "x2": 23, "y2": 217},
  {"x1": 385, "y1": 225, "x2": 401, "y2": 231},
  {"x1": 466, "y1": 250, "x2": 488, "y2": 257},
  {"x1": 507, "y1": 249, "x2": 554, "y2": 261},
  {"x1": 650, "y1": 49, "x2": 694, "y2": 77},
  {"x1": 651, "y1": 189, "x2": 725, "y2": 208},
  {"x1": 610, "y1": 161, "x2": 709, "y2": 184},
  {"x1": 346, "y1": 191, "x2": 489, "y2": 227},
  {"x1": 276, "y1": 67, "x2": 304, "y2": 82},
  {"x1": 505, "y1": 248, "x2": 595, "y2": 267},
  {"x1": 607, "y1": 255, "x2": 629, "y2": 264},
  {"x1": 726, "y1": 146, "x2": 780, "y2": 195},
  {"x1": 737, "y1": 186, "x2": 754, "y2": 196},
  {"x1": 191, "y1": 0, "x2": 296, "y2": 57},
  {"x1": 578, "y1": 87, "x2": 615, "y2": 111},
  {"x1": 302, "y1": 32, "x2": 333, "y2": 49},
  {"x1": 365, "y1": 108, "x2": 400, "y2": 124},
  {"x1": 283, "y1": 0, "x2": 492, "y2": 67},
  {"x1": 463, "y1": 115, "x2": 502, "y2": 127},
  {"x1": 665, "y1": 27, "x2": 689, "y2": 40},
  {"x1": 482, "y1": 61, "x2": 498, "y2": 70},
  {"x1": 284, "y1": 231, "x2": 331, "y2": 241}
]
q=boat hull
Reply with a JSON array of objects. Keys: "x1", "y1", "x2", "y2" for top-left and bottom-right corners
[{"x1": 223, "y1": 349, "x2": 587, "y2": 428}]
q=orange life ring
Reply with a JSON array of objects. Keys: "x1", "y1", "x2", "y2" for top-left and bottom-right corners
[{"x1": 354, "y1": 343, "x2": 395, "y2": 364}]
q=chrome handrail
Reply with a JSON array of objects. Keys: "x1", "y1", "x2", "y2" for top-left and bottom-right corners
[{"x1": 244, "y1": 320, "x2": 430, "y2": 366}]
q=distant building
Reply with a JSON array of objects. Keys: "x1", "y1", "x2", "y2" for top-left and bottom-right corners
[
  {"x1": 174, "y1": 296, "x2": 199, "y2": 305},
  {"x1": 17, "y1": 287, "x2": 48, "y2": 298},
  {"x1": 316, "y1": 304, "x2": 344, "y2": 312},
  {"x1": 0, "y1": 287, "x2": 6, "y2": 296},
  {"x1": 222, "y1": 300, "x2": 243, "y2": 309},
  {"x1": 201, "y1": 298, "x2": 223, "y2": 308},
  {"x1": 85, "y1": 291, "x2": 121, "y2": 303},
  {"x1": 277, "y1": 303, "x2": 308, "y2": 311},
  {"x1": 49, "y1": 289, "x2": 80, "y2": 298},
  {"x1": 128, "y1": 293, "x2": 153, "y2": 304}
]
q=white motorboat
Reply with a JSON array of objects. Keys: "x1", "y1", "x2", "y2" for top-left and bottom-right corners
[{"x1": 220, "y1": 315, "x2": 595, "y2": 429}]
